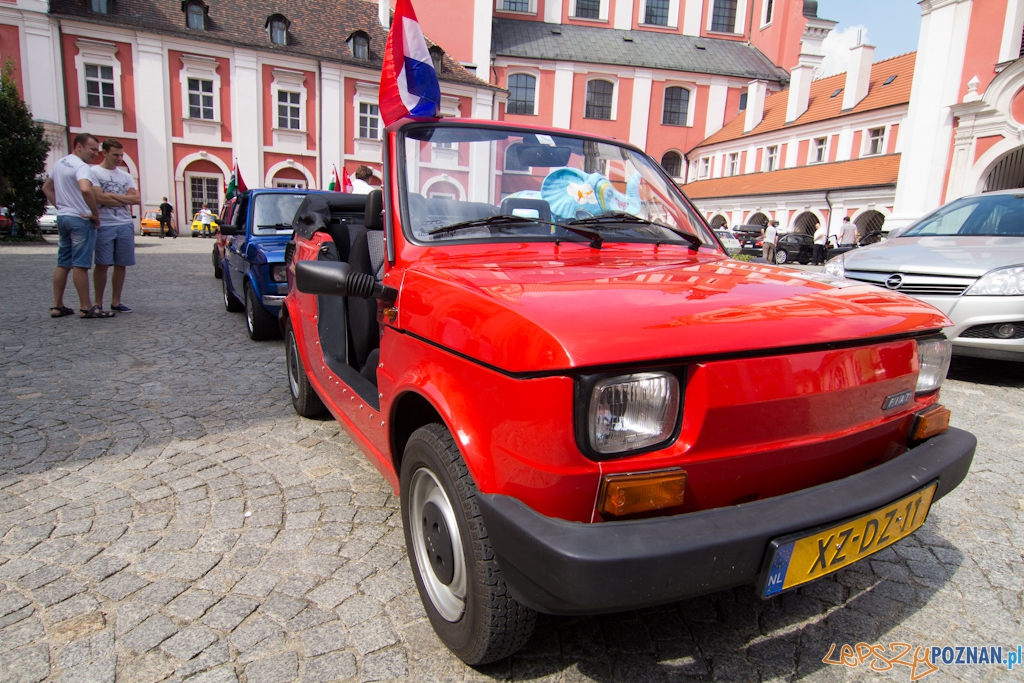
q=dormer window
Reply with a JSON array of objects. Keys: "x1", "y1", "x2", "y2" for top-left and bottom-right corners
[
  {"x1": 183, "y1": 1, "x2": 207, "y2": 30},
  {"x1": 90, "y1": 0, "x2": 110, "y2": 14},
  {"x1": 267, "y1": 14, "x2": 289, "y2": 46},
  {"x1": 429, "y1": 46, "x2": 444, "y2": 74},
  {"x1": 349, "y1": 32, "x2": 370, "y2": 60}
]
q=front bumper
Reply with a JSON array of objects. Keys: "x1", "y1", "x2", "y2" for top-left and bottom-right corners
[{"x1": 477, "y1": 427, "x2": 975, "y2": 615}]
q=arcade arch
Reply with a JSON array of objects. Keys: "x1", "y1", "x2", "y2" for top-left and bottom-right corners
[
  {"x1": 709, "y1": 214, "x2": 728, "y2": 229},
  {"x1": 746, "y1": 212, "x2": 769, "y2": 227},
  {"x1": 792, "y1": 210, "x2": 821, "y2": 235}
]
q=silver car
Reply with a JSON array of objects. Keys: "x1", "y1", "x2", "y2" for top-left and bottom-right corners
[
  {"x1": 824, "y1": 190, "x2": 1024, "y2": 361},
  {"x1": 38, "y1": 205, "x2": 58, "y2": 234}
]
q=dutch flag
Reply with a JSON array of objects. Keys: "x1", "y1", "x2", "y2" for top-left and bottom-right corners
[{"x1": 379, "y1": 0, "x2": 441, "y2": 127}]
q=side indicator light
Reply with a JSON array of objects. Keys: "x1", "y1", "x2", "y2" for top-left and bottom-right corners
[
  {"x1": 910, "y1": 404, "x2": 951, "y2": 443},
  {"x1": 598, "y1": 469, "x2": 687, "y2": 517}
]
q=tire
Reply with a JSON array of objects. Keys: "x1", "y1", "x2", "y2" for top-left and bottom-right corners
[
  {"x1": 212, "y1": 247, "x2": 223, "y2": 279},
  {"x1": 774, "y1": 249, "x2": 789, "y2": 264},
  {"x1": 401, "y1": 424, "x2": 536, "y2": 665},
  {"x1": 285, "y1": 319, "x2": 327, "y2": 418},
  {"x1": 223, "y1": 275, "x2": 243, "y2": 312},
  {"x1": 244, "y1": 281, "x2": 278, "y2": 341}
]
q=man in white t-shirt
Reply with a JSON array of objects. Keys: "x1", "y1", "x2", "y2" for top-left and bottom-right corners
[
  {"x1": 838, "y1": 216, "x2": 857, "y2": 246},
  {"x1": 90, "y1": 138, "x2": 141, "y2": 313},
  {"x1": 199, "y1": 204, "x2": 214, "y2": 236},
  {"x1": 350, "y1": 165, "x2": 375, "y2": 194},
  {"x1": 812, "y1": 220, "x2": 828, "y2": 265},
  {"x1": 42, "y1": 133, "x2": 110, "y2": 318},
  {"x1": 764, "y1": 221, "x2": 778, "y2": 263}
]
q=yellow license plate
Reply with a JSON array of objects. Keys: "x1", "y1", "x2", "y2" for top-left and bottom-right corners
[{"x1": 761, "y1": 483, "x2": 937, "y2": 597}]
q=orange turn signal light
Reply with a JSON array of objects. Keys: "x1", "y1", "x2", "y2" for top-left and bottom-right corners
[
  {"x1": 911, "y1": 404, "x2": 951, "y2": 442},
  {"x1": 598, "y1": 469, "x2": 687, "y2": 517}
]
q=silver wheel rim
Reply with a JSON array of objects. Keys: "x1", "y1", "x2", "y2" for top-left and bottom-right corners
[
  {"x1": 245, "y1": 288, "x2": 254, "y2": 333},
  {"x1": 409, "y1": 467, "x2": 466, "y2": 622},
  {"x1": 286, "y1": 331, "x2": 300, "y2": 398},
  {"x1": 223, "y1": 277, "x2": 230, "y2": 307},
  {"x1": 776, "y1": 251, "x2": 787, "y2": 264}
]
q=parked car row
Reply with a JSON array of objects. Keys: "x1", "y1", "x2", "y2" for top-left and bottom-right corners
[{"x1": 212, "y1": 118, "x2": 975, "y2": 665}]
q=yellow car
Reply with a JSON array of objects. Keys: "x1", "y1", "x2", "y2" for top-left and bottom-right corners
[
  {"x1": 140, "y1": 210, "x2": 163, "y2": 236},
  {"x1": 190, "y1": 212, "x2": 219, "y2": 238}
]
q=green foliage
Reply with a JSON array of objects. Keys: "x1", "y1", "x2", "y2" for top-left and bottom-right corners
[
  {"x1": 0, "y1": 58, "x2": 50, "y2": 234},
  {"x1": 732, "y1": 253, "x2": 755, "y2": 262}
]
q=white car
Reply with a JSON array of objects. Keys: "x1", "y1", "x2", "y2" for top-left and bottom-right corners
[
  {"x1": 714, "y1": 229, "x2": 742, "y2": 255},
  {"x1": 38, "y1": 205, "x2": 58, "y2": 234}
]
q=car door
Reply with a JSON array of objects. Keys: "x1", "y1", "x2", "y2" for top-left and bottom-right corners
[{"x1": 224, "y1": 196, "x2": 249, "y2": 300}]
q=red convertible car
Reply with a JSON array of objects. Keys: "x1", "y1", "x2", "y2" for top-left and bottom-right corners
[{"x1": 282, "y1": 119, "x2": 975, "y2": 665}]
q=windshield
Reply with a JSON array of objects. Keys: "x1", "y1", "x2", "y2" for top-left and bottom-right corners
[
  {"x1": 398, "y1": 123, "x2": 714, "y2": 248},
  {"x1": 903, "y1": 194, "x2": 1024, "y2": 237},
  {"x1": 251, "y1": 193, "x2": 306, "y2": 236}
]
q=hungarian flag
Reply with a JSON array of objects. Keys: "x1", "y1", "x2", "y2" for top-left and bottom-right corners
[
  {"x1": 327, "y1": 165, "x2": 342, "y2": 192},
  {"x1": 379, "y1": 0, "x2": 441, "y2": 126},
  {"x1": 226, "y1": 160, "x2": 247, "y2": 199},
  {"x1": 342, "y1": 168, "x2": 353, "y2": 193}
]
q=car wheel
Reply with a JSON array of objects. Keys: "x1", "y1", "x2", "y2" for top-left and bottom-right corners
[
  {"x1": 401, "y1": 424, "x2": 537, "y2": 665},
  {"x1": 774, "y1": 249, "x2": 789, "y2": 264},
  {"x1": 285, "y1": 319, "x2": 327, "y2": 418},
  {"x1": 223, "y1": 275, "x2": 243, "y2": 313},
  {"x1": 244, "y1": 282, "x2": 278, "y2": 341},
  {"x1": 212, "y1": 247, "x2": 223, "y2": 279}
]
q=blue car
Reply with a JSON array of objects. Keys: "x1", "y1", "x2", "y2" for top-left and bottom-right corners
[{"x1": 218, "y1": 189, "x2": 325, "y2": 340}]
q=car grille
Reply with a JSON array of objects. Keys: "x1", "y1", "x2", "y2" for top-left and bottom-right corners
[
  {"x1": 960, "y1": 323, "x2": 1024, "y2": 339},
  {"x1": 844, "y1": 271, "x2": 976, "y2": 296}
]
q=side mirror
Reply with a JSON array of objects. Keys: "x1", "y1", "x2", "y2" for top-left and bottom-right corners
[
  {"x1": 219, "y1": 223, "x2": 243, "y2": 236},
  {"x1": 295, "y1": 260, "x2": 380, "y2": 299}
]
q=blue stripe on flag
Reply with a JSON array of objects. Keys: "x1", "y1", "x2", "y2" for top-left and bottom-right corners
[{"x1": 403, "y1": 57, "x2": 441, "y2": 116}]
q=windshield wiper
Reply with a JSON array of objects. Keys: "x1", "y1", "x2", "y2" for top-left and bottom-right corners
[
  {"x1": 567, "y1": 212, "x2": 703, "y2": 251},
  {"x1": 427, "y1": 214, "x2": 605, "y2": 248},
  {"x1": 258, "y1": 223, "x2": 292, "y2": 229}
]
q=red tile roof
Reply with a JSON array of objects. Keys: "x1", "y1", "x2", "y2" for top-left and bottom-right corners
[
  {"x1": 693, "y1": 52, "x2": 916, "y2": 151},
  {"x1": 681, "y1": 154, "x2": 901, "y2": 200}
]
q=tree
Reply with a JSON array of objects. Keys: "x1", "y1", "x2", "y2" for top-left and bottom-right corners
[{"x1": 0, "y1": 59, "x2": 50, "y2": 235}]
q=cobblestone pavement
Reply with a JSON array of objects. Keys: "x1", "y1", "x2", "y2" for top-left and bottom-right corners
[{"x1": 1, "y1": 237, "x2": 1022, "y2": 683}]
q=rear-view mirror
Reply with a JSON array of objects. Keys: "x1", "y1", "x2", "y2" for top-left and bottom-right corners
[{"x1": 515, "y1": 145, "x2": 572, "y2": 168}]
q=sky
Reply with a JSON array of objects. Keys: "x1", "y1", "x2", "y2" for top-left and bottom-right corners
[{"x1": 814, "y1": 0, "x2": 922, "y2": 76}]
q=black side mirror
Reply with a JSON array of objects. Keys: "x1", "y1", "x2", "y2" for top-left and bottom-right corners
[
  {"x1": 219, "y1": 223, "x2": 242, "y2": 236},
  {"x1": 295, "y1": 260, "x2": 380, "y2": 299}
]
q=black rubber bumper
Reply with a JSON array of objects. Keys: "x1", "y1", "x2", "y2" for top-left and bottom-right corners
[{"x1": 477, "y1": 427, "x2": 976, "y2": 615}]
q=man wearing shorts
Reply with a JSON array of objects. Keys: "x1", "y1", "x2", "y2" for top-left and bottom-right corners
[
  {"x1": 90, "y1": 138, "x2": 141, "y2": 313},
  {"x1": 42, "y1": 133, "x2": 112, "y2": 319}
]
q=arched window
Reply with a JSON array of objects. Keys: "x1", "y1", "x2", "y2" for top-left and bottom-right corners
[
  {"x1": 267, "y1": 15, "x2": 289, "y2": 46},
  {"x1": 662, "y1": 86, "x2": 690, "y2": 126},
  {"x1": 349, "y1": 32, "x2": 370, "y2": 60},
  {"x1": 661, "y1": 151, "x2": 682, "y2": 178},
  {"x1": 184, "y1": 1, "x2": 207, "y2": 30},
  {"x1": 429, "y1": 46, "x2": 444, "y2": 74},
  {"x1": 585, "y1": 79, "x2": 614, "y2": 120},
  {"x1": 506, "y1": 74, "x2": 536, "y2": 115}
]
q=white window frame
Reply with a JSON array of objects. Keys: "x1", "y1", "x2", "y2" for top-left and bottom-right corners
[
  {"x1": 726, "y1": 152, "x2": 739, "y2": 176},
  {"x1": 178, "y1": 54, "x2": 221, "y2": 125},
  {"x1": 639, "y1": 0, "x2": 680, "y2": 27},
  {"x1": 864, "y1": 126, "x2": 887, "y2": 156},
  {"x1": 660, "y1": 150, "x2": 684, "y2": 178},
  {"x1": 572, "y1": 0, "x2": 609, "y2": 21},
  {"x1": 270, "y1": 68, "x2": 307, "y2": 133},
  {"x1": 707, "y1": 0, "x2": 746, "y2": 34},
  {"x1": 353, "y1": 81, "x2": 382, "y2": 162},
  {"x1": 698, "y1": 157, "x2": 711, "y2": 179},
  {"x1": 584, "y1": 76, "x2": 618, "y2": 121},
  {"x1": 495, "y1": 0, "x2": 537, "y2": 14},
  {"x1": 764, "y1": 145, "x2": 778, "y2": 172},
  {"x1": 75, "y1": 39, "x2": 122, "y2": 112},
  {"x1": 185, "y1": 172, "x2": 223, "y2": 219},
  {"x1": 760, "y1": 0, "x2": 773, "y2": 28},
  {"x1": 506, "y1": 69, "x2": 540, "y2": 116},
  {"x1": 661, "y1": 83, "x2": 693, "y2": 127},
  {"x1": 809, "y1": 136, "x2": 828, "y2": 164}
]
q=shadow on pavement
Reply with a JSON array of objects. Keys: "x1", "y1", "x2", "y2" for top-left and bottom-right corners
[{"x1": 947, "y1": 356, "x2": 1024, "y2": 388}]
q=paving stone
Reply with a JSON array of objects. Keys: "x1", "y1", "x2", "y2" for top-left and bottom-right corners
[
  {"x1": 161, "y1": 624, "x2": 219, "y2": 661},
  {"x1": 300, "y1": 651, "x2": 357, "y2": 683},
  {"x1": 135, "y1": 579, "x2": 190, "y2": 607},
  {"x1": 200, "y1": 595, "x2": 259, "y2": 632},
  {"x1": 95, "y1": 572, "x2": 150, "y2": 601},
  {"x1": 167, "y1": 591, "x2": 221, "y2": 622},
  {"x1": 183, "y1": 666, "x2": 239, "y2": 683},
  {"x1": 244, "y1": 651, "x2": 299, "y2": 683},
  {"x1": 0, "y1": 643, "x2": 50, "y2": 683}
]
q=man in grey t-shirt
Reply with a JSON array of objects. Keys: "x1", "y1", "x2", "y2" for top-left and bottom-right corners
[{"x1": 90, "y1": 138, "x2": 141, "y2": 313}]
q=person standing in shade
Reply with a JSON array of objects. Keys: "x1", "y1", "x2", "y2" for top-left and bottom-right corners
[
  {"x1": 42, "y1": 133, "x2": 113, "y2": 319},
  {"x1": 90, "y1": 138, "x2": 140, "y2": 313},
  {"x1": 199, "y1": 203, "x2": 214, "y2": 237},
  {"x1": 351, "y1": 166, "x2": 374, "y2": 194},
  {"x1": 812, "y1": 219, "x2": 827, "y2": 266},
  {"x1": 838, "y1": 216, "x2": 857, "y2": 247},
  {"x1": 764, "y1": 220, "x2": 778, "y2": 263},
  {"x1": 158, "y1": 197, "x2": 175, "y2": 238}
]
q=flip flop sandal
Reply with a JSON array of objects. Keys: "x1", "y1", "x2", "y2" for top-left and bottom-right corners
[
  {"x1": 80, "y1": 305, "x2": 115, "y2": 319},
  {"x1": 50, "y1": 306, "x2": 74, "y2": 318}
]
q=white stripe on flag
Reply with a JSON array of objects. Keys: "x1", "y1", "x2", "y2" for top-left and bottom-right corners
[{"x1": 401, "y1": 16, "x2": 431, "y2": 64}]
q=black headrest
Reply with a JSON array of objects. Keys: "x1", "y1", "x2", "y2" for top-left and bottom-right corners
[{"x1": 365, "y1": 190, "x2": 384, "y2": 231}]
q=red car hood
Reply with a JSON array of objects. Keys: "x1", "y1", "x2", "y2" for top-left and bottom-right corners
[{"x1": 396, "y1": 247, "x2": 951, "y2": 374}]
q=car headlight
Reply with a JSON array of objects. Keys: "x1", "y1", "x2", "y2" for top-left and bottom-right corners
[
  {"x1": 823, "y1": 257, "x2": 844, "y2": 279},
  {"x1": 581, "y1": 371, "x2": 681, "y2": 458},
  {"x1": 916, "y1": 337, "x2": 952, "y2": 394},
  {"x1": 271, "y1": 264, "x2": 288, "y2": 283},
  {"x1": 964, "y1": 265, "x2": 1024, "y2": 296}
]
